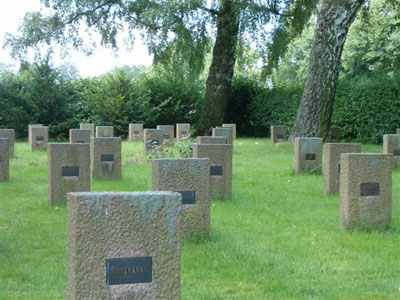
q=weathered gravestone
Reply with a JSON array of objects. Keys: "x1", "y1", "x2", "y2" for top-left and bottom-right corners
[
  {"x1": 383, "y1": 134, "x2": 400, "y2": 168},
  {"x1": 197, "y1": 136, "x2": 227, "y2": 144},
  {"x1": 176, "y1": 124, "x2": 191, "y2": 141},
  {"x1": 143, "y1": 129, "x2": 164, "y2": 153},
  {"x1": 270, "y1": 126, "x2": 287, "y2": 145},
  {"x1": 96, "y1": 126, "x2": 114, "y2": 138},
  {"x1": 79, "y1": 123, "x2": 95, "y2": 137},
  {"x1": 213, "y1": 127, "x2": 233, "y2": 145},
  {"x1": 91, "y1": 137, "x2": 122, "y2": 179},
  {"x1": 328, "y1": 127, "x2": 341, "y2": 143},
  {"x1": 396, "y1": 128, "x2": 400, "y2": 135},
  {"x1": 69, "y1": 129, "x2": 91, "y2": 144},
  {"x1": 152, "y1": 158, "x2": 210, "y2": 238},
  {"x1": 193, "y1": 143, "x2": 232, "y2": 198},
  {"x1": 340, "y1": 153, "x2": 392, "y2": 230},
  {"x1": 0, "y1": 138, "x2": 9, "y2": 181},
  {"x1": 157, "y1": 125, "x2": 174, "y2": 145},
  {"x1": 294, "y1": 138, "x2": 323, "y2": 174},
  {"x1": 0, "y1": 129, "x2": 15, "y2": 157},
  {"x1": 48, "y1": 143, "x2": 90, "y2": 205},
  {"x1": 29, "y1": 125, "x2": 48, "y2": 151},
  {"x1": 66, "y1": 191, "x2": 182, "y2": 300},
  {"x1": 129, "y1": 124, "x2": 143, "y2": 142},
  {"x1": 323, "y1": 143, "x2": 361, "y2": 195},
  {"x1": 222, "y1": 124, "x2": 236, "y2": 140}
]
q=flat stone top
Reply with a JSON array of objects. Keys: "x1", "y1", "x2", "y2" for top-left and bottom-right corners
[
  {"x1": 341, "y1": 153, "x2": 392, "y2": 157},
  {"x1": 271, "y1": 125, "x2": 286, "y2": 128},
  {"x1": 0, "y1": 129, "x2": 15, "y2": 133},
  {"x1": 92, "y1": 137, "x2": 121, "y2": 141},
  {"x1": 295, "y1": 137, "x2": 322, "y2": 141},
  {"x1": 32, "y1": 126, "x2": 48, "y2": 129},
  {"x1": 384, "y1": 134, "x2": 400, "y2": 138},
  {"x1": 29, "y1": 124, "x2": 43, "y2": 127},
  {"x1": 70, "y1": 129, "x2": 91, "y2": 133},
  {"x1": 69, "y1": 191, "x2": 182, "y2": 200},
  {"x1": 177, "y1": 123, "x2": 190, "y2": 125},
  {"x1": 48, "y1": 142, "x2": 89, "y2": 147},
  {"x1": 325, "y1": 143, "x2": 361, "y2": 146},
  {"x1": 145, "y1": 129, "x2": 163, "y2": 132},
  {"x1": 97, "y1": 126, "x2": 113, "y2": 128}
]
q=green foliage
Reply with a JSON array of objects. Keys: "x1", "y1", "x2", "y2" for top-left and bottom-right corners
[{"x1": 174, "y1": 140, "x2": 195, "y2": 158}]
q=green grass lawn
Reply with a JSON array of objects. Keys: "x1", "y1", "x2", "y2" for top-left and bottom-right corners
[{"x1": 0, "y1": 139, "x2": 399, "y2": 299}]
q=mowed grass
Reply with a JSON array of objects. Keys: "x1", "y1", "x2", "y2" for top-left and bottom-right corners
[{"x1": 0, "y1": 139, "x2": 399, "y2": 299}]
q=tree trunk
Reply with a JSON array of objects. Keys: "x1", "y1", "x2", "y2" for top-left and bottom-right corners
[
  {"x1": 198, "y1": 0, "x2": 240, "y2": 135},
  {"x1": 291, "y1": 0, "x2": 365, "y2": 139}
]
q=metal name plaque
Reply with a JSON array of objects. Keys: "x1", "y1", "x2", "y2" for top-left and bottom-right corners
[
  {"x1": 76, "y1": 140, "x2": 86, "y2": 143},
  {"x1": 393, "y1": 149, "x2": 400, "y2": 156},
  {"x1": 36, "y1": 136, "x2": 45, "y2": 141},
  {"x1": 133, "y1": 131, "x2": 140, "y2": 136},
  {"x1": 164, "y1": 135, "x2": 170, "y2": 140},
  {"x1": 210, "y1": 166, "x2": 223, "y2": 176},
  {"x1": 305, "y1": 153, "x2": 316, "y2": 160},
  {"x1": 338, "y1": 163, "x2": 341, "y2": 173},
  {"x1": 151, "y1": 140, "x2": 159, "y2": 146},
  {"x1": 177, "y1": 191, "x2": 196, "y2": 205},
  {"x1": 276, "y1": 134, "x2": 284, "y2": 139},
  {"x1": 181, "y1": 131, "x2": 187, "y2": 135},
  {"x1": 360, "y1": 183, "x2": 380, "y2": 196},
  {"x1": 101, "y1": 154, "x2": 114, "y2": 162},
  {"x1": 62, "y1": 166, "x2": 79, "y2": 177},
  {"x1": 106, "y1": 257, "x2": 152, "y2": 285}
]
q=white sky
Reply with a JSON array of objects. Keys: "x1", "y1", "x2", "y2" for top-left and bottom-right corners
[{"x1": 0, "y1": 0, "x2": 153, "y2": 77}]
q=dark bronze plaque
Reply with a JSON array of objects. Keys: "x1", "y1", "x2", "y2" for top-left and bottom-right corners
[
  {"x1": 210, "y1": 166, "x2": 223, "y2": 176},
  {"x1": 338, "y1": 163, "x2": 341, "y2": 173},
  {"x1": 62, "y1": 166, "x2": 79, "y2": 177},
  {"x1": 76, "y1": 140, "x2": 86, "y2": 143},
  {"x1": 360, "y1": 183, "x2": 380, "y2": 196},
  {"x1": 393, "y1": 149, "x2": 400, "y2": 156},
  {"x1": 36, "y1": 136, "x2": 45, "y2": 141},
  {"x1": 177, "y1": 191, "x2": 196, "y2": 205},
  {"x1": 106, "y1": 257, "x2": 152, "y2": 285},
  {"x1": 181, "y1": 131, "x2": 187, "y2": 135},
  {"x1": 164, "y1": 135, "x2": 170, "y2": 140},
  {"x1": 305, "y1": 153, "x2": 316, "y2": 160},
  {"x1": 134, "y1": 131, "x2": 140, "y2": 136},
  {"x1": 276, "y1": 134, "x2": 284, "y2": 139},
  {"x1": 101, "y1": 154, "x2": 114, "y2": 162}
]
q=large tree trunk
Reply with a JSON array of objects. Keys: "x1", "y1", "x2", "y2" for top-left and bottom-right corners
[
  {"x1": 291, "y1": 0, "x2": 365, "y2": 139},
  {"x1": 198, "y1": 0, "x2": 240, "y2": 135}
]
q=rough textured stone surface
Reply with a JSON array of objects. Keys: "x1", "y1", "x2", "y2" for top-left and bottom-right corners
[
  {"x1": 91, "y1": 137, "x2": 122, "y2": 179},
  {"x1": 0, "y1": 138, "x2": 9, "y2": 181},
  {"x1": 80, "y1": 123, "x2": 95, "y2": 137},
  {"x1": 0, "y1": 129, "x2": 15, "y2": 157},
  {"x1": 66, "y1": 192, "x2": 182, "y2": 300},
  {"x1": 48, "y1": 143, "x2": 90, "y2": 205},
  {"x1": 340, "y1": 154, "x2": 392, "y2": 230},
  {"x1": 323, "y1": 143, "x2": 361, "y2": 195},
  {"x1": 29, "y1": 126, "x2": 48, "y2": 151},
  {"x1": 152, "y1": 158, "x2": 210, "y2": 238},
  {"x1": 197, "y1": 136, "x2": 227, "y2": 144},
  {"x1": 193, "y1": 144, "x2": 232, "y2": 198},
  {"x1": 213, "y1": 127, "x2": 233, "y2": 145},
  {"x1": 69, "y1": 129, "x2": 91, "y2": 144},
  {"x1": 176, "y1": 124, "x2": 190, "y2": 141},
  {"x1": 270, "y1": 126, "x2": 287, "y2": 144},
  {"x1": 143, "y1": 129, "x2": 164, "y2": 153},
  {"x1": 96, "y1": 126, "x2": 114, "y2": 138},
  {"x1": 328, "y1": 127, "x2": 341, "y2": 142},
  {"x1": 294, "y1": 138, "x2": 323, "y2": 174},
  {"x1": 157, "y1": 125, "x2": 174, "y2": 145},
  {"x1": 222, "y1": 124, "x2": 236, "y2": 140},
  {"x1": 129, "y1": 124, "x2": 143, "y2": 142},
  {"x1": 383, "y1": 134, "x2": 400, "y2": 168}
]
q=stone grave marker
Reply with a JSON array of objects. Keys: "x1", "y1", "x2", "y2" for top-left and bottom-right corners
[
  {"x1": 222, "y1": 124, "x2": 236, "y2": 140},
  {"x1": 396, "y1": 128, "x2": 400, "y2": 134},
  {"x1": 129, "y1": 124, "x2": 144, "y2": 142},
  {"x1": 340, "y1": 153, "x2": 392, "y2": 230},
  {"x1": 143, "y1": 129, "x2": 164, "y2": 153},
  {"x1": 323, "y1": 143, "x2": 361, "y2": 195},
  {"x1": 29, "y1": 125, "x2": 48, "y2": 151},
  {"x1": 197, "y1": 136, "x2": 227, "y2": 144},
  {"x1": 48, "y1": 143, "x2": 90, "y2": 205},
  {"x1": 294, "y1": 138, "x2": 323, "y2": 174},
  {"x1": 152, "y1": 158, "x2": 210, "y2": 238},
  {"x1": 0, "y1": 129, "x2": 15, "y2": 157},
  {"x1": 193, "y1": 143, "x2": 232, "y2": 198},
  {"x1": 96, "y1": 126, "x2": 114, "y2": 138},
  {"x1": 383, "y1": 134, "x2": 400, "y2": 168},
  {"x1": 213, "y1": 127, "x2": 233, "y2": 145},
  {"x1": 91, "y1": 137, "x2": 121, "y2": 179},
  {"x1": 157, "y1": 125, "x2": 174, "y2": 145},
  {"x1": 66, "y1": 191, "x2": 182, "y2": 299},
  {"x1": 176, "y1": 123, "x2": 190, "y2": 141},
  {"x1": 271, "y1": 126, "x2": 287, "y2": 144},
  {"x1": 0, "y1": 138, "x2": 9, "y2": 181},
  {"x1": 80, "y1": 123, "x2": 95, "y2": 137},
  {"x1": 69, "y1": 129, "x2": 91, "y2": 144}
]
